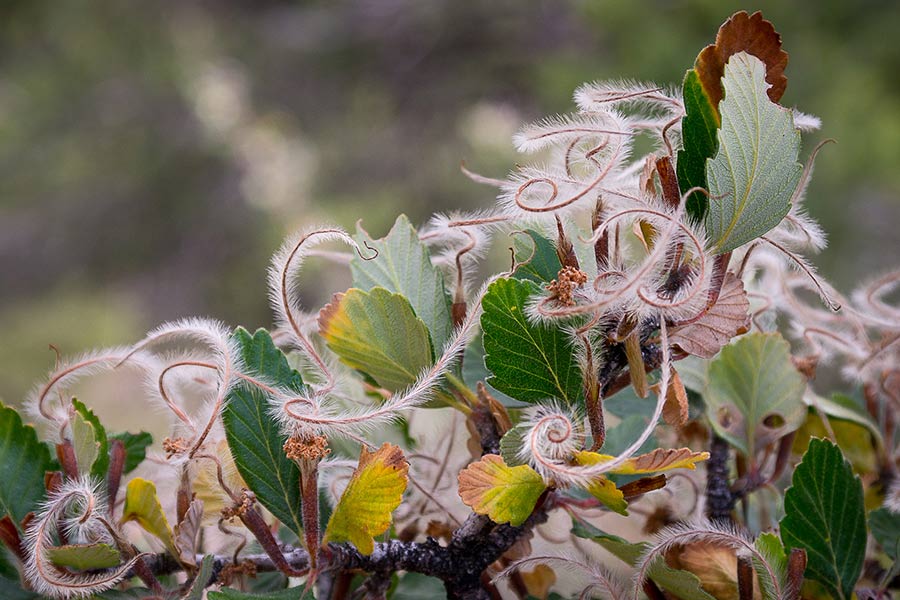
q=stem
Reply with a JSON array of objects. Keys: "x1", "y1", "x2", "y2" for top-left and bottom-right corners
[{"x1": 298, "y1": 458, "x2": 321, "y2": 570}]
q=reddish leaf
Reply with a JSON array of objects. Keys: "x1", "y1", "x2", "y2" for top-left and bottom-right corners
[{"x1": 670, "y1": 273, "x2": 750, "y2": 359}]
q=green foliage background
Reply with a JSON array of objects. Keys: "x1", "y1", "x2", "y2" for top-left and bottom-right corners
[{"x1": 1, "y1": 0, "x2": 898, "y2": 409}]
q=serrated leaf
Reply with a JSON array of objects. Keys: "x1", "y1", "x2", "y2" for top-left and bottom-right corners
[
  {"x1": 0, "y1": 403, "x2": 52, "y2": 528},
  {"x1": 319, "y1": 287, "x2": 434, "y2": 392},
  {"x1": 183, "y1": 555, "x2": 214, "y2": 600},
  {"x1": 71, "y1": 398, "x2": 109, "y2": 480},
  {"x1": 457, "y1": 455, "x2": 546, "y2": 526},
  {"x1": 869, "y1": 507, "x2": 900, "y2": 560},
  {"x1": 571, "y1": 520, "x2": 716, "y2": 600},
  {"x1": 223, "y1": 327, "x2": 303, "y2": 539},
  {"x1": 481, "y1": 278, "x2": 583, "y2": 405},
  {"x1": 46, "y1": 543, "x2": 121, "y2": 571},
  {"x1": 121, "y1": 478, "x2": 178, "y2": 558},
  {"x1": 323, "y1": 443, "x2": 409, "y2": 555},
  {"x1": 351, "y1": 214, "x2": 454, "y2": 354},
  {"x1": 513, "y1": 229, "x2": 562, "y2": 283},
  {"x1": 678, "y1": 69, "x2": 720, "y2": 221},
  {"x1": 209, "y1": 587, "x2": 314, "y2": 600},
  {"x1": 109, "y1": 431, "x2": 153, "y2": 474},
  {"x1": 498, "y1": 425, "x2": 528, "y2": 467},
  {"x1": 574, "y1": 447, "x2": 708, "y2": 476},
  {"x1": 704, "y1": 52, "x2": 802, "y2": 253},
  {"x1": 704, "y1": 332, "x2": 806, "y2": 456},
  {"x1": 670, "y1": 273, "x2": 750, "y2": 359},
  {"x1": 780, "y1": 438, "x2": 866, "y2": 600}
]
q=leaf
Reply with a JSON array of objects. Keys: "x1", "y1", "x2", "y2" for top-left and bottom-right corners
[
  {"x1": 391, "y1": 572, "x2": 447, "y2": 600},
  {"x1": 780, "y1": 438, "x2": 866, "y2": 600},
  {"x1": 520, "y1": 564, "x2": 556, "y2": 600},
  {"x1": 121, "y1": 478, "x2": 178, "y2": 558},
  {"x1": 223, "y1": 327, "x2": 304, "y2": 539},
  {"x1": 319, "y1": 287, "x2": 434, "y2": 392},
  {"x1": 183, "y1": 555, "x2": 214, "y2": 600},
  {"x1": 46, "y1": 543, "x2": 121, "y2": 571},
  {"x1": 209, "y1": 587, "x2": 314, "y2": 600},
  {"x1": 0, "y1": 577, "x2": 39, "y2": 600},
  {"x1": 666, "y1": 543, "x2": 761, "y2": 600},
  {"x1": 695, "y1": 11, "x2": 788, "y2": 111},
  {"x1": 704, "y1": 332, "x2": 806, "y2": 456},
  {"x1": 585, "y1": 476, "x2": 628, "y2": 515},
  {"x1": 71, "y1": 398, "x2": 109, "y2": 480},
  {"x1": 457, "y1": 455, "x2": 546, "y2": 527},
  {"x1": 109, "y1": 432, "x2": 153, "y2": 474},
  {"x1": 670, "y1": 273, "x2": 750, "y2": 359},
  {"x1": 792, "y1": 409, "x2": 878, "y2": 474},
  {"x1": 498, "y1": 425, "x2": 528, "y2": 467},
  {"x1": 0, "y1": 403, "x2": 52, "y2": 528},
  {"x1": 571, "y1": 520, "x2": 717, "y2": 600},
  {"x1": 481, "y1": 278, "x2": 583, "y2": 405},
  {"x1": 513, "y1": 229, "x2": 562, "y2": 283},
  {"x1": 704, "y1": 52, "x2": 802, "y2": 253},
  {"x1": 323, "y1": 443, "x2": 409, "y2": 555},
  {"x1": 869, "y1": 507, "x2": 900, "y2": 561},
  {"x1": 677, "y1": 69, "x2": 720, "y2": 221},
  {"x1": 351, "y1": 214, "x2": 454, "y2": 353},
  {"x1": 574, "y1": 447, "x2": 708, "y2": 476},
  {"x1": 660, "y1": 369, "x2": 689, "y2": 427},
  {"x1": 174, "y1": 499, "x2": 203, "y2": 567}
]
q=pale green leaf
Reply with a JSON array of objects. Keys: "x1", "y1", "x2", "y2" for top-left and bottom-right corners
[
  {"x1": 704, "y1": 332, "x2": 806, "y2": 456},
  {"x1": 780, "y1": 438, "x2": 866, "y2": 600},
  {"x1": 704, "y1": 52, "x2": 802, "y2": 253},
  {"x1": 183, "y1": 555, "x2": 214, "y2": 600},
  {"x1": 46, "y1": 543, "x2": 121, "y2": 571},
  {"x1": 0, "y1": 403, "x2": 52, "y2": 528},
  {"x1": 481, "y1": 278, "x2": 583, "y2": 405},
  {"x1": 869, "y1": 506, "x2": 900, "y2": 561},
  {"x1": 351, "y1": 214, "x2": 454, "y2": 353},
  {"x1": 72, "y1": 398, "x2": 109, "y2": 479},
  {"x1": 320, "y1": 287, "x2": 434, "y2": 392},
  {"x1": 71, "y1": 407, "x2": 99, "y2": 477},
  {"x1": 223, "y1": 328, "x2": 303, "y2": 539}
]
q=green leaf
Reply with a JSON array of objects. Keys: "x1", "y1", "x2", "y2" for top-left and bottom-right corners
[
  {"x1": 571, "y1": 520, "x2": 716, "y2": 600},
  {"x1": 704, "y1": 52, "x2": 802, "y2": 253},
  {"x1": 391, "y1": 572, "x2": 446, "y2": 599},
  {"x1": 458, "y1": 455, "x2": 547, "y2": 526},
  {"x1": 0, "y1": 403, "x2": 52, "y2": 528},
  {"x1": 71, "y1": 398, "x2": 109, "y2": 480},
  {"x1": 351, "y1": 214, "x2": 454, "y2": 354},
  {"x1": 183, "y1": 555, "x2": 214, "y2": 600},
  {"x1": 869, "y1": 507, "x2": 900, "y2": 560},
  {"x1": 512, "y1": 229, "x2": 562, "y2": 283},
  {"x1": 498, "y1": 425, "x2": 528, "y2": 467},
  {"x1": 319, "y1": 287, "x2": 434, "y2": 392},
  {"x1": 780, "y1": 438, "x2": 866, "y2": 600},
  {"x1": 704, "y1": 332, "x2": 806, "y2": 456},
  {"x1": 0, "y1": 577, "x2": 39, "y2": 600},
  {"x1": 46, "y1": 543, "x2": 121, "y2": 570},
  {"x1": 223, "y1": 328, "x2": 304, "y2": 539},
  {"x1": 209, "y1": 586, "x2": 314, "y2": 599},
  {"x1": 481, "y1": 278, "x2": 583, "y2": 405},
  {"x1": 677, "y1": 69, "x2": 720, "y2": 221},
  {"x1": 109, "y1": 431, "x2": 153, "y2": 474}
]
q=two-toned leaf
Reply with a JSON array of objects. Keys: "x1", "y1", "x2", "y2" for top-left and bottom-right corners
[
  {"x1": 323, "y1": 443, "x2": 409, "y2": 555},
  {"x1": 319, "y1": 287, "x2": 434, "y2": 392},
  {"x1": 0, "y1": 403, "x2": 53, "y2": 528},
  {"x1": 575, "y1": 448, "x2": 708, "y2": 476},
  {"x1": 780, "y1": 438, "x2": 866, "y2": 600},
  {"x1": 121, "y1": 478, "x2": 178, "y2": 558},
  {"x1": 46, "y1": 543, "x2": 121, "y2": 571},
  {"x1": 704, "y1": 53, "x2": 802, "y2": 253},
  {"x1": 71, "y1": 398, "x2": 109, "y2": 479},
  {"x1": 351, "y1": 214, "x2": 454, "y2": 353},
  {"x1": 223, "y1": 328, "x2": 304, "y2": 539},
  {"x1": 481, "y1": 278, "x2": 583, "y2": 405},
  {"x1": 704, "y1": 332, "x2": 806, "y2": 456},
  {"x1": 677, "y1": 69, "x2": 720, "y2": 221},
  {"x1": 457, "y1": 455, "x2": 546, "y2": 526}
]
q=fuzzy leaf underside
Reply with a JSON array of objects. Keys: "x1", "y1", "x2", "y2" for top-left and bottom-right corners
[
  {"x1": 351, "y1": 214, "x2": 454, "y2": 354},
  {"x1": 46, "y1": 543, "x2": 122, "y2": 571},
  {"x1": 780, "y1": 438, "x2": 866, "y2": 600},
  {"x1": 319, "y1": 287, "x2": 434, "y2": 393},
  {"x1": 0, "y1": 403, "x2": 52, "y2": 528},
  {"x1": 704, "y1": 52, "x2": 802, "y2": 253},
  {"x1": 481, "y1": 278, "x2": 583, "y2": 405},
  {"x1": 223, "y1": 327, "x2": 304, "y2": 539}
]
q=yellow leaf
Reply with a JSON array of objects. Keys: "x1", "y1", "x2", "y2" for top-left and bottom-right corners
[
  {"x1": 194, "y1": 440, "x2": 247, "y2": 526},
  {"x1": 574, "y1": 447, "x2": 709, "y2": 475},
  {"x1": 323, "y1": 443, "x2": 409, "y2": 555},
  {"x1": 457, "y1": 455, "x2": 546, "y2": 526},
  {"x1": 121, "y1": 478, "x2": 178, "y2": 558},
  {"x1": 570, "y1": 453, "x2": 628, "y2": 514}
]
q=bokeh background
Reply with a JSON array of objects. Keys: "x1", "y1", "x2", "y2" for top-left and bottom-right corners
[{"x1": 2, "y1": 0, "x2": 899, "y2": 408}]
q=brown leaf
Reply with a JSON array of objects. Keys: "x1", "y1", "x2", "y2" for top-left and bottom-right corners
[
  {"x1": 667, "y1": 543, "x2": 762, "y2": 600},
  {"x1": 658, "y1": 369, "x2": 689, "y2": 427},
  {"x1": 174, "y1": 499, "x2": 203, "y2": 567},
  {"x1": 671, "y1": 272, "x2": 750, "y2": 359},
  {"x1": 520, "y1": 563, "x2": 556, "y2": 600},
  {"x1": 696, "y1": 11, "x2": 789, "y2": 110}
]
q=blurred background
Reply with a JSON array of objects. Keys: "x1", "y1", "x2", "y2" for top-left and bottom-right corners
[{"x1": 2, "y1": 0, "x2": 899, "y2": 408}]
